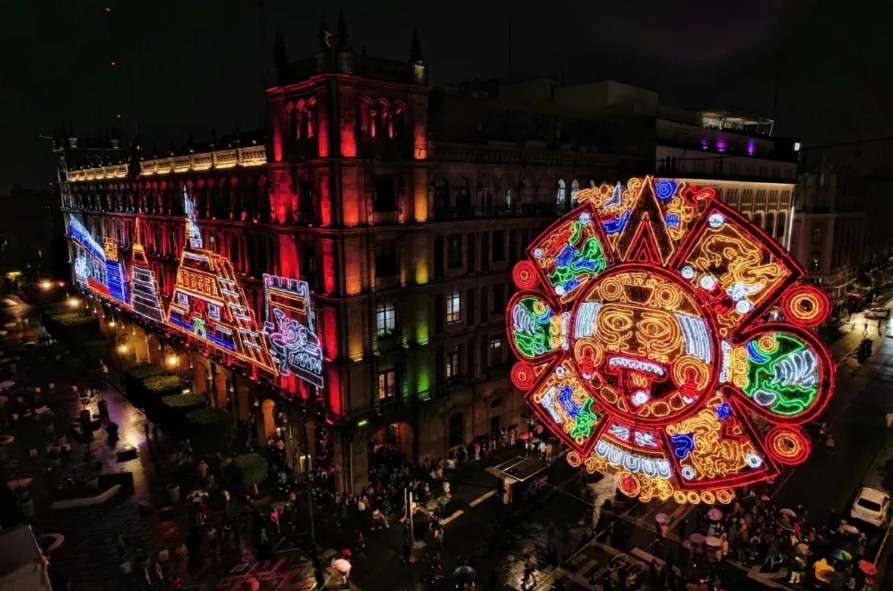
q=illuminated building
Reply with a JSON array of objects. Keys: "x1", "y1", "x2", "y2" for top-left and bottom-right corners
[
  {"x1": 508, "y1": 176, "x2": 835, "y2": 503},
  {"x1": 52, "y1": 22, "x2": 622, "y2": 492}
]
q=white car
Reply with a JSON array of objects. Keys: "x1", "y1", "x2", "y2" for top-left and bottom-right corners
[
  {"x1": 865, "y1": 307, "x2": 891, "y2": 319},
  {"x1": 851, "y1": 487, "x2": 890, "y2": 528}
]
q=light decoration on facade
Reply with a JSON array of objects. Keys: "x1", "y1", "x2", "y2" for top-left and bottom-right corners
[
  {"x1": 69, "y1": 217, "x2": 129, "y2": 306},
  {"x1": 166, "y1": 190, "x2": 275, "y2": 373},
  {"x1": 262, "y1": 274, "x2": 325, "y2": 388},
  {"x1": 129, "y1": 218, "x2": 166, "y2": 322},
  {"x1": 507, "y1": 176, "x2": 835, "y2": 504}
]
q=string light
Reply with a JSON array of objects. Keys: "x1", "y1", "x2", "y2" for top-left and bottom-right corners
[{"x1": 507, "y1": 175, "x2": 836, "y2": 504}]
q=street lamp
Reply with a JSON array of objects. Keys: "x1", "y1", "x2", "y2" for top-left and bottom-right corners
[{"x1": 116, "y1": 341, "x2": 128, "y2": 391}]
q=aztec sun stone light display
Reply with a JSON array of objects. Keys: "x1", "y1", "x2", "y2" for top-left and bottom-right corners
[{"x1": 507, "y1": 176, "x2": 835, "y2": 504}]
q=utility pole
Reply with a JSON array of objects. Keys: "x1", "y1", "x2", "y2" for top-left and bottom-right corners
[
  {"x1": 289, "y1": 405, "x2": 326, "y2": 589},
  {"x1": 405, "y1": 487, "x2": 415, "y2": 560}
]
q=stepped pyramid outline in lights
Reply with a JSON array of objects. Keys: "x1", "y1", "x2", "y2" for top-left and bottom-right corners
[
  {"x1": 129, "y1": 218, "x2": 166, "y2": 322},
  {"x1": 166, "y1": 188, "x2": 275, "y2": 373}
]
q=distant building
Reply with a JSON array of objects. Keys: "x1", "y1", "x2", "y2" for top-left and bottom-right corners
[
  {"x1": 788, "y1": 162, "x2": 867, "y2": 299},
  {"x1": 492, "y1": 79, "x2": 800, "y2": 247}
]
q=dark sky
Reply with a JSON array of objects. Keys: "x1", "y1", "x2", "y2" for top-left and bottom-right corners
[{"x1": 2, "y1": 0, "x2": 891, "y2": 193}]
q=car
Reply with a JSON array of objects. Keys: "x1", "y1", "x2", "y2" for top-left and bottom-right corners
[
  {"x1": 865, "y1": 307, "x2": 890, "y2": 319},
  {"x1": 851, "y1": 487, "x2": 890, "y2": 528}
]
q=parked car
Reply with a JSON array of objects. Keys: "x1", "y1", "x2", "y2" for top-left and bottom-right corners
[
  {"x1": 851, "y1": 487, "x2": 890, "y2": 527},
  {"x1": 865, "y1": 307, "x2": 890, "y2": 319}
]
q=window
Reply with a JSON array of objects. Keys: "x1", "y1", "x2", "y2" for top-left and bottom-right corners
[
  {"x1": 492, "y1": 230, "x2": 505, "y2": 262},
  {"x1": 488, "y1": 336, "x2": 504, "y2": 367},
  {"x1": 570, "y1": 180, "x2": 580, "y2": 205},
  {"x1": 809, "y1": 256, "x2": 820, "y2": 272},
  {"x1": 812, "y1": 226, "x2": 823, "y2": 246},
  {"x1": 372, "y1": 175, "x2": 397, "y2": 212},
  {"x1": 300, "y1": 243, "x2": 317, "y2": 282},
  {"x1": 490, "y1": 283, "x2": 506, "y2": 316},
  {"x1": 375, "y1": 239, "x2": 398, "y2": 277},
  {"x1": 775, "y1": 211, "x2": 787, "y2": 239},
  {"x1": 447, "y1": 234, "x2": 462, "y2": 268},
  {"x1": 446, "y1": 346, "x2": 460, "y2": 379},
  {"x1": 726, "y1": 188, "x2": 739, "y2": 207},
  {"x1": 446, "y1": 289, "x2": 462, "y2": 324},
  {"x1": 752, "y1": 212, "x2": 763, "y2": 229},
  {"x1": 299, "y1": 180, "x2": 314, "y2": 214},
  {"x1": 377, "y1": 369, "x2": 396, "y2": 400},
  {"x1": 376, "y1": 302, "x2": 396, "y2": 337},
  {"x1": 504, "y1": 188, "x2": 512, "y2": 210},
  {"x1": 765, "y1": 212, "x2": 775, "y2": 235},
  {"x1": 556, "y1": 179, "x2": 566, "y2": 211}
]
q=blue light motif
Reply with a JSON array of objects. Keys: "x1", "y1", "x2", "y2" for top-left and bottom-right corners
[
  {"x1": 665, "y1": 214, "x2": 680, "y2": 228},
  {"x1": 715, "y1": 403, "x2": 732, "y2": 420},
  {"x1": 670, "y1": 433, "x2": 695, "y2": 459}
]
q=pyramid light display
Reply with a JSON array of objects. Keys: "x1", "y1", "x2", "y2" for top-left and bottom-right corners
[
  {"x1": 507, "y1": 176, "x2": 835, "y2": 504},
  {"x1": 129, "y1": 219, "x2": 165, "y2": 322},
  {"x1": 166, "y1": 190, "x2": 275, "y2": 374}
]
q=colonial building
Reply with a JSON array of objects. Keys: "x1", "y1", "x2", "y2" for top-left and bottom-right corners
[
  {"x1": 54, "y1": 25, "x2": 622, "y2": 492},
  {"x1": 788, "y1": 162, "x2": 867, "y2": 298}
]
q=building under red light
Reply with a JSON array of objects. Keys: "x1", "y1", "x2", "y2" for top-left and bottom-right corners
[{"x1": 53, "y1": 22, "x2": 627, "y2": 492}]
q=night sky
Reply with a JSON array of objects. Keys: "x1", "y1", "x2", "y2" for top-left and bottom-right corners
[{"x1": 2, "y1": 0, "x2": 891, "y2": 193}]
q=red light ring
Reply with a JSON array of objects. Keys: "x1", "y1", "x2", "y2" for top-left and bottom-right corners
[
  {"x1": 511, "y1": 362, "x2": 538, "y2": 391},
  {"x1": 513, "y1": 260, "x2": 540, "y2": 290},
  {"x1": 782, "y1": 284, "x2": 831, "y2": 328},
  {"x1": 765, "y1": 426, "x2": 811, "y2": 465}
]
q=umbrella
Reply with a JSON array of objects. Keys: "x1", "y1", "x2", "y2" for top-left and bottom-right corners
[
  {"x1": 832, "y1": 549, "x2": 853, "y2": 562},
  {"x1": 453, "y1": 565, "x2": 477, "y2": 582},
  {"x1": 332, "y1": 558, "x2": 352, "y2": 574},
  {"x1": 841, "y1": 523, "x2": 860, "y2": 535},
  {"x1": 705, "y1": 536, "x2": 721, "y2": 547},
  {"x1": 0, "y1": 380, "x2": 15, "y2": 390},
  {"x1": 655, "y1": 513, "x2": 670, "y2": 524},
  {"x1": 341, "y1": 549, "x2": 352, "y2": 558},
  {"x1": 689, "y1": 533, "x2": 706, "y2": 544},
  {"x1": 518, "y1": 431, "x2": 533, "y2": 441},
  {"x1": 707, "y1": 508, "x2": 722, "y2": 521},
  {"x1": 858, "y1": 559, "x2": 878, "y2": 576},
  {"x1": 777, "y1": 518, "x2": 794, "y2": 532},
  {"x1": 780, "y1": 508, "x2": 797, "y2": 518},
  {"x1": 244, "y1": 577, "x2": 260, "y2": 591}
]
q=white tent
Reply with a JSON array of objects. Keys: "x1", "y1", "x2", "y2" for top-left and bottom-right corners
[{"x1": 0, "y1": 526, "x2": 52, "y2": 591}]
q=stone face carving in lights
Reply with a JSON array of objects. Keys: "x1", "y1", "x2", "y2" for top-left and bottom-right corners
[
  {"x1": 506, "y1": 176, "x2": 835, "y2": 504},
  {"x1": 263, "y1": 274, "x2": 325, "y2": 388}
]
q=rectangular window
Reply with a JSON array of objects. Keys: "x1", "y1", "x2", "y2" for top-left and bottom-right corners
[
  {"x1": 446, "y1": 346, "x2": 460, "y2": 379},
  {"x1": 375, "y1": 239, "x2": 399, "y2": 277},
  {"x1": 488, "y1": 336, "x2": 504, "y2": 367},
  {"x1": 447, "y1": 234, "x2": 462, "y2": 268},
  {"x1": 812, "y1": 227, "x2": 823, "y2": 245},
  {"x1": 809, "y1": 256, "x2": 820, "y2": 272},
  {"x1": 490, "y1": 283, "x2": 505, "y2": 316},
  {"x1": 492, "y1": 230, "x2": 505, "y2": 262},
  {"x1": 372, "y1": 175, "x2": 397, "y2": 212},
  {"x1": 376, "y1": 302, "x2": 396, "y2": 337},
  {"x1": 299, "y1": 180, "x2": 314, "y2": 214},
  {"x1": 446, "y1": 289, "x2": 462, "y2": 324},
  {"x1": 377, "y1": 369, "x2": 396, "y2": 400}
]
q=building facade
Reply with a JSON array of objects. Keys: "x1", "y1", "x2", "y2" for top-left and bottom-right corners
[
  {"x1": 788, "y1": 163, "x2": 867, "y2": 298},
  {"x1": 55, "y1": 32, "x2": 621, "y2": 492}
]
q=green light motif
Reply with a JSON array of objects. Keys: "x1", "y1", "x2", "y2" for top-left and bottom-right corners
[
  {"x1": 569, "y1": 397, "x2": 601, "y2": 439},
  {"x1": 743, "y1": 333, "x2": 820, "y2": 416},
  {"x1": 511, "y1": 296, "x2": 557, "y2": 358},
  {"x1": 546, "y1": 234, "x2": 608, "y2": 297}
]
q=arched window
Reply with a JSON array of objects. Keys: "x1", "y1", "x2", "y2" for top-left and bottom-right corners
[
  {"x1": 752, "y1": 212, "x2": 764, "y2": 229},
  {"x1": 373, "y1": 100, "x2": 390, "y2": 139},
  {"x1": 305, "y1": 98, "x2": 317, "y2": 139},
  {"x1": 392, "y1": 105, "x2": 406, "y2": 139},
  {"x1": 557, "y1": 179, "x2": 566, "y2": 211},
  {"x1": 765, "y1": 212, "x2": 776, "y2": 236},
  {"x1": 356, "y1": 99, "x2": 371, "y2": 139},
  {"x1": 571, "y1": 179, "x2": 580, "y2": 205},
  {"x1": 455, "y1": 177, "x2": 472, "y2": 219},
  {"x1": 775, "y1": 211, "x2": 787, "y2": 239},
  {"x1": 433, "y1": 177, "x2": 449, "y2": 217},
  {"x1": 294, "y1": 99, "x2": 306, "y2": 140}
]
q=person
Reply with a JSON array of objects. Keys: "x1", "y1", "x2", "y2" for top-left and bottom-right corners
[
  {"x1": 788, "y1": 555, "x2": 804, "y2": 584},
  {"x1": 372, "y1": 506, "x2": 389, "y2": 530},
  {"x1": 886, "y1": 412, "x2": 893, "y2": 428},
  {"x1": 825, "y1": 434, "x2": 836, "y2": 453},
  {"x1": 269, "y1": 508, "x2": 280, "y2": 533},
  {"x1": 172, "y1": 575, "x2": 184, "y2": 590},
  {"x1": 198, "y1": 459, "x2": 209, "y2": 480},
  {"x1": 433, "y1": 524, "x2": 444, "y2": 550}
]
